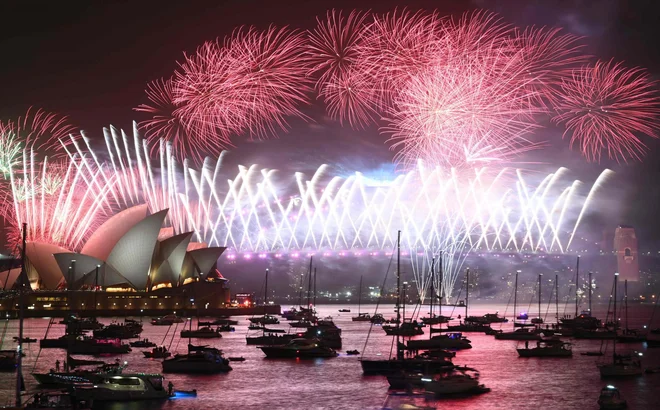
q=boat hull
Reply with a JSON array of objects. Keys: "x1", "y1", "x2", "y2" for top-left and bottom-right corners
[
  {"x1": 259, "y1": 347, "x2": 337, "y2": 359},
  {"x1": 598, "y1": 364, "x2": 643, "y2": 378},
  {"x1": 360, "y1": 358, "x2": 454, "y2": 376},
  {"x1": 517, "y1": 348, "x2": 572, "y2": 357},
  {"x1": 162, "y1": 358, "x2": 232, "y2": 374}
]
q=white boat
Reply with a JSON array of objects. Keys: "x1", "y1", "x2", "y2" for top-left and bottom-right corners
[
  {"x1": 422, "y1": 368, "x2": 490, "y2": 397},
  {"x1": 72, "y1": 373, "x2": 170, "y2": 402}
]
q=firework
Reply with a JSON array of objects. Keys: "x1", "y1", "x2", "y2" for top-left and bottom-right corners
[{"x1": 553, "y1": 60, "x2": 660, "y2": 162}]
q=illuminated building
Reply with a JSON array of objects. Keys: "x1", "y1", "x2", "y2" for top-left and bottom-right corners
[{"x1": 614, "y1": 225, "x2": 639, "y2": 282}]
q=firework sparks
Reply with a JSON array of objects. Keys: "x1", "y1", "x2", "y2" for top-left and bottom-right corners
[{"x1": 553, "y1": 60, "x2": 660, "y2": 162}]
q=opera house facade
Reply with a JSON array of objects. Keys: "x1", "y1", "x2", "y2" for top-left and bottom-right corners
[{"x1": 0, "y1": 205, "x2": 271, "y2": 317}]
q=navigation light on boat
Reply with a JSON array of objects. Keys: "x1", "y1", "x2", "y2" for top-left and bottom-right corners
[
  {"x1": 421, "y1": 378, "x2": 432, "y2": 382},
  {"x1": 638, "y1": 353, "x2": 643, "y2": 356},
  {"x1": 606, "y1": 385, "x2": 615, "y2": 389}
]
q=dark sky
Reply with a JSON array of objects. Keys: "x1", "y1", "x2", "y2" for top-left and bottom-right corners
[{"x1": 1, "y1": 0, "x2": 659, "y2": 245}]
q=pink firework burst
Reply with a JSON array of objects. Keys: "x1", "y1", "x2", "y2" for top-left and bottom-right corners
[
  {"x1": 0, "y1": 107, "x2": 75, "y2": 159},
  {"x1": 307, "y1": 10, "x2": 378, "y2": 128},
  {"x1": 135, "y1": 77, "x2": 223, "y2": 164},
  {"x1": 553, "y1": 60, "x2": 660, "y2": 162}
]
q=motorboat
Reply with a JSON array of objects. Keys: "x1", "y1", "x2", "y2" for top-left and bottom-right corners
[
  {"x1": 216, "y1": 324, "x2": 235, "y2": 332},
  {"x1": 93, "y1": 322, "x2": 142, "y2": 339},
  {"x1": 60, "y1": 316, "x2": 103, "y2": 331},
  {"x1": 346, "y1": 350, "x2": 360, "y2": 355},
  {"x1": 420, "y1": 315, "x2": 452, "y2": 325},
  {"x1": 210, "y1": 318, "x2": 238, "y2": 326},
  {"x1": 129, "y1": 338, "x2": 156, "y2": 348},
  {"x1": 32, "y1": 363, "x2": 125, "y2": 386},
  {"x1": 0, "y1": 350, "x2": 18, "y2": 372},
  {"x1": 303, "y1": 321, "x2": 342, "y2": 349},
  {"x1": 180, "y1": 326, "x2": 222, "y2": 339},
  {"x1": 67, "y1": 357, "x2": 106, "y2": 369},
  {"x1": 414, "y1": 349, "x2": 456, "y2": 359},
  {"x1": 517, "y1": 339, "x2": 573, "y2": 357},
  {"x1": 246, "y1": 333, "x2": 296, "y2": 346},
  {"x1": 422, "y1": 368, "x2": 490, "y2": 397},
  {"x1": 464, "y1": 313, "x2": 508, "y2": 324},
  {"x1": 360, "y1": 356, "x2": 454, "y2": 376},
  {"x1": 68, "y1": 338, "x2": 131, "y2": 355},
  {"x1": 617, "y1": 328, "x2": 646, "y2": 343},
  {"x1": 573, "y1": 328, "x2": 617, "y2": 340},
  {"x1": 143, "y1": 346, "x2": 171, "y2": 359},
  {"x1": 370, "y1": 313, "x2": 387, "y2": 324},
  {"x1": 598, "y1": 385, "x2": 627, "y2": 409},
  {"x1": 383, "y1": 321, "x2": 424, "y2": 337},
  {"x1": 162, "y1": 344, "x2": 232, "y2": 374},
  {"x1": 352, "y1": 313, "x2": 371, "y2": 322},
  {"x1": 407, "y1": 333, "x2": 472, "y2": 350},
  {"x1": 150, "y1": 315, "x2": 184, "y2": 326},
  {"x1": 259, "y1": 338, "x2": 338, "y2": 359},
  {"x1": 559, "y1": 312, "x2": 602, "y2": 330},
  {"x1": 338, "y1": 309, "x2": 351, "y2": 313},
  {"x1": 72, "y1": 373, "x2": 170, "y2": 402},
  {"x1": 493, "y1": 328, "x2": 543, "y2": 341},
  {"x1": 22, "y1": 391, "x2": 93, "y2": 409},
  {"x1": 249, "y1": 314, "x2": 280, "y2": 325},
  {"x1": 446, "y1": 322, "x2": 493, "y2": 333},
  {"x1": 289, "y1": 320, "x2": 314, "y2": 328}
]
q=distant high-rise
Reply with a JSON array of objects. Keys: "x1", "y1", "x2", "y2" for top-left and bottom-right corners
[{"x1": 614, "y1": 225, "x2": 639, "y2": 281}]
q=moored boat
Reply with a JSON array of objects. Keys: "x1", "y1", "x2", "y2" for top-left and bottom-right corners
[
  {"x1": 517, "y1": 339, "x2": 573, "y2": 357},
  {"x1": 180, "y1": 326, "x2": 221, "y2": 339},
  {"x1": 72, "y1": 373, "x2": 170, "y2": 402},
  {"x1": 259, "y1": 338, "x2": 337, "y2": 359},
  {"x1": 162, "y1": 344, "x2": 232, "y2": 374},
  {"x1": 598, "y1": 385, "x2": 627, "y2": 409}
]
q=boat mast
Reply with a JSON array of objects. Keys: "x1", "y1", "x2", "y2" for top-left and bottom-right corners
[
  {"x1": 538, "y1": 273, "x2": 542, "y2": 323},
  {"x1": 429, "y1": 258, "x2": 434, "y2": 339},
  {"x1": 624, "y1": 279, "x2": 628, "y2": 331},
  {"x1": 555, "y1": 274, "x2": 559, "y2": 324},
  {"x1": 575, "y1": 256, "x2": 580, "y2": 317},
  {"x1": 358, "y1": 276, "x2": 362, "y2": 316},
  {"x1": 439, "y1": 253, "x2": 442, "y2": 318},
  {"x1": 306, "y1": 256, "x2": 313, "y2": 309},
  {"x1": 465, "y1": 268, "x2": 470, "y2": 318},
  {"x1": 313, "y1": 267, "x2": 317, "y2": 308},
  {"x1": 588, "y1": 271, "x2": 593, "y2": 315},
  {"x1": 396, "y1": 230, "x2": 402, "y2": 360},
  {"x1": 613, "y1": 273, "x2": 618, "y2": 359},
  {"x1": 264, "y1": 269, "x2": 269, "y2": 312},
  {"x1": 513, "y1": 271, "x2": 519, "y2": 324},
  {"x1": 16, "y1": 223, "x2": 26, "y2": 407}
]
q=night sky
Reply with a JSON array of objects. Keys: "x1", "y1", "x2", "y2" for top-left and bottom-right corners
[{"x1": 1, "y1": 0, "x2": 659, "y2": 246}]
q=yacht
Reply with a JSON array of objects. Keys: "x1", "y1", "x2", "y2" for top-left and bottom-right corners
[
  {"x1": 69, "y1": 338, "x2": 132, "y2": 355},
  {"x1": 143, "y1": 346, "x2": 171, "y2": 358},
  {"x1": 249, "y1": 314, "x2": 280, "y2": 325},
  {"x1": 72, "y1": 373, "x2": 170, "y2": 402},
  {"x1": 352, "y1": 313, "x2": 371, "y2": 322},
  {"x1": 493, "y1": 328, "x2": 543, "y2": 341},
  {"x1": 370, "y1": 313, "x2": 387, "y2": 324},
  {"x1": 422, "y1": 368, "x2": 490, "y2": 397},
  {"x1": 22, "y1": 391, "x2": 93, "y2": 409},
  {"x1": 598, "y1": 354, "x2": 643, "y2": 378},
  {"x1": 464, "y1": 313, "x2": 508, "y2": 324},
  {"x1": 180, "y1": 326, "x2": 222, "y2": 339},
  {"x1": 60, "y1": 316, "x2": 103, "y2": 331},
  {"x1": 93, "y1": 322, "x2": 143, "y2": 339},
  {"x1": 246, "y1": 333, "x2": 296, "y2": 346},
  {"x1": 338, "y1": 309, "x2": 351, "y2": 313},
  {"x1": 303, "y1": 321, "x2": 342, "y2": 349},
  {"x1": 162, "y1": 344, "x2": 232, "y2": 374},
  {"x1": 150, "y1": 315, "x2": 184, "y2": 326},
  {"x1": 259, "y1": 338, "x2": 338, "y2": 359},
  {"x1": 598, "y1": 385, "x2": 627, "y2": 409},
  {"x1": 130, "y1": 338, "x2": 156, "y2": 348},
  {"x1": 420, "y1": 315, "x2": 452, "y2": 325},
  {"x1": 446, "y1": 322, "x2": 493, "y2": 333},
  {"x1": 517, "y1": 339, "x2": 573, "y2": 357},
  {"x1": 407, "y1": 333, "x2": 472, "y2": 350},
  {"x1": 32, "y1": 363, "x2": 125, "y2": 386},
  {"x1": 383, "y1": 321, "x2": 424, "y2": 337}
]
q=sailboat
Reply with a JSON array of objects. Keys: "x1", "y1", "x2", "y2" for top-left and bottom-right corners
[
  {"x1": 616, "y1": 280, "x2": 646, "y2": 343},
  {"x1": 420, "y1": 258, "x2": 452, "y2": 326},
  {"x1": 447, "y1": 268, "x2": 492, "y2": 333},
  {"x1": 598, "y1": 273, "x2": 643, "y2": 378},
  {"x1": 382, "y1": 282, "x2": 423, "y2": 337},
  {"x1": 360, "y1": 231, "x2": 455, "y2": 376},
  {"x1": 531, "y1": 273, "x2": 544, "y2": 325},
  {"x1": 351, "y1": 276, "x2": 371, "y2": 322},
  {"x1": 494, "y1": 271, "x2": 542, "y2": 341},
  {"x1": 247, "y1": 269, "x2": 294, "y2": 346}
]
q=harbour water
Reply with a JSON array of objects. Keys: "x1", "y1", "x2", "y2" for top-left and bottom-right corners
[{"x1": 0, "y1": 303, "x2": 657, "y2": 409}]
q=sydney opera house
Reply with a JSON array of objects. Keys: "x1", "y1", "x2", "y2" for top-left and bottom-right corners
[{"x1": 0, "y1": 205, "x2": 270, "y2": 317}]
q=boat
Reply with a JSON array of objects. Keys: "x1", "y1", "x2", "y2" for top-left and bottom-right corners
[
  {"x1": 162, "y1": 344, "x2": 232, "y2": 374},
  {"x1": 464, "y1": 313, "x2": 508, "y2": 324},
  {"x1": 93, "y1": 322, "x2": 142, "y2": 339},
  {"x1": 259, "y1": 338, "x2": 338, "y2": 358},
  {"x1": 517, "y1": 339, "x2": 573, "y2": 357},
  {"x1": 617, "y1": 280, "x2": 646, "y2": 343},
  {"x1": 422, "y1": 368, "x2": 490, "y2": 397},
  {"x1": 68, "y1": 338, "x2": 131, "y2": 355},
  {"x1": 130, "y1": 338, "x2": 156, "y2": 348},
  {"x1": 67, "y1": 357, "x2": 107, "y2": 369},
  {"x1": 302, "y1": 320, "x2": 342, "y2": 349},
  {"x1": 351, "y1": 276, "x2": 371, "y2": 322},
  {"x1": 246, "y1": 333, "x2": 296, "y2": 346},
  {"x1": 228, "y1": 357, "x2": 245, "y2": 362},
  {"x1": 143, "y1": 346, "x2": 171, "y2": 358},
  {"x1": 209, "y1": 318, "x2": 238, "y2": 326},
  {"x1": 346, "y1": 350, "x2": 360, "y2": 355},
  {"x1": 645, "y1": 366, "x2": 660, "y2": 374},
  {"x1": 597, "y1": 273, "x2": 643, "y2": 378},
  {"x1": 493, "y1": 327, "x2": 542, "y2": 341},
  {"x1": 60, "y1": 315, "x2": 103, "y2": 331},
  {"x1": 383, "y1": 320, "x2": 423, "y2": 337},
  {"x1": 249, "y1": 314, "x2": 280, "y2": 325},
  {"x1": 414, "y1": 349, "x2": 456, "y2": 359},
  {"x1": 288, "y1": 319, "x2": 313, "y2": 328},
  {"x1": 12, "y1": 337, "x2": 37, "y2": 344},
  {"x1": 370, "y1": 313, "x2": 387, "y2": 324},
  {"x1": 360, "y1": 232, "x2": 455, "y2": 376},
  {"x1": 22, "y1": 391, "x2": 93, "y2": 409},
  {"x1": 493, "y1": 271, "x2": 543, "y2": 341},
  {"x1": 0, "y1": 350, "x2": 18, "y2": 372},
  {"x1": 150, "y1": 315, "x2": 184, "y2": 326},
  {"x1": 446, "y1": 322, "x2": 493, "y2": 333},
  {"x1": 598, "y1": 385, "x2": 627, "y2": 409},
  {"x1": 420, "y1": 260, "x2": 452, "y2": 328},
  {"x1": 72, "y1": 373, "x2": 170, "y2": 402},
  {"x1": 338, "y1": 309, "x2": 351, "y2": 313},
  {"x1": 180, "y1": 326, "x2": 221, "y2": 339},
  {"x1": 407, "y1": 333, "x2": 472, "y2": 350},
  {"x1": 32, "y1": 363, "x2": 125, "y2": 386},
  {"x1": 530, "y1": 273, "x2": 545, "y2": 325},
  {"x1": 573, "y1": 328, "x2": 617, "y2": 340}
]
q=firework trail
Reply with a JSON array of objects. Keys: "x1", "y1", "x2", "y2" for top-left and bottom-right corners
[{"x1": 553, "y1": 60, "x2": 660, "y2": 162}]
